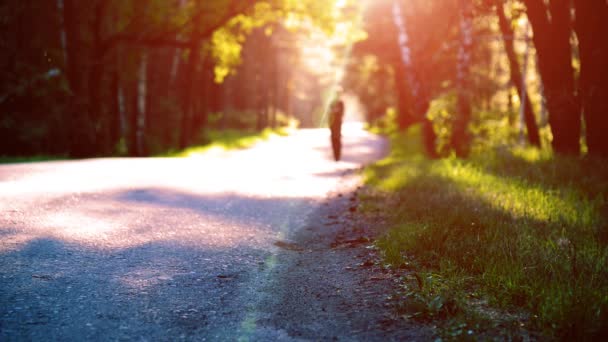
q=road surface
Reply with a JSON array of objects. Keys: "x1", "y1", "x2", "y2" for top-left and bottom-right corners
[{"x1": 0, "y1": 124, "x2": 431, "y2": 340}]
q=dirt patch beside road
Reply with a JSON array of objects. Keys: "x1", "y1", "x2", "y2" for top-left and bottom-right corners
[{"x1": 249, "y1": 168, "x2": 436, "y2": 341}]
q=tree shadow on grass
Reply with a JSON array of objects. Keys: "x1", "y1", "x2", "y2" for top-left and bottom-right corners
[
  {"x1": 470, "y1": 149, "x2": 608, "y2": 200},
  {"x1": 466, "y1": 149, "x2": 608, "y2": 244},
  {"x1": 370, "y1": 162, "x2": 608, "y2": 338}
]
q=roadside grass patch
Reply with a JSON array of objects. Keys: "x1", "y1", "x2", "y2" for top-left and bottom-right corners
[
  {"x1": 162, "y1": 127, "x2": 290, "y2": 157},
  {"x1": 0, "y1": 155, "x2": 67, "y2": 164},
  {"x1": 0, "y1": 128, "x2": 290, "y2": 162},
  {"x1": 365, "y1": 125, "x2": 608, "y2": 339}
]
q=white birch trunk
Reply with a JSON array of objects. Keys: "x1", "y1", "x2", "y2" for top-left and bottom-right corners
[{"x1": 391, "y1": 0, "x2": 420, "y2": 98}]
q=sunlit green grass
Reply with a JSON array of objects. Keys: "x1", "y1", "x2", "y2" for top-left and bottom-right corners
[
  {"x1": 0, "y1": 128, "x2": 291, "y2": 163},
  {"x1": 365, "y1": 125, "x2": 608, "y2": 338},
  {"x1": 162, "y1": 127, "x2": 291, "y2": 157}
]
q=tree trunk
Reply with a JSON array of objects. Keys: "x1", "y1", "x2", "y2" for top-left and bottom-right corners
[
  {"x1": 270, "y1": 42, "x2": 279, "y2": 128},
  {"x1": 127, "y1": 51, "x2": 141, "y2": 156},
  {"x1": 260, "y1": 69, "x2": 270, "y2": 131},
  {"x1": 136, "y1": 52, "x2": 148, "y2": 156},
  {"x1": 391, "y1": 0, "x2": 437, "y2": 157},
  {"x1": 56, "y1": 0, "x2": 68, "y2": 67},
  {"x1": 496, "y1": 2, "x2": 541, "y2": 147},
  {"x1": 191, "y1": 57, "x2": 212, "y2": 141},
  {"x1": 451, "y1": 0, "x2": 473, "y2": 158},
  {"x1": 179, "y1": 44, "x2": 199, "y2": 149},
  {"x1": 87, "y1": 0, "x2": 110, "y2": 155},
  {"x1": 179, "y1": 17, "x2": 200, "y2": 149},
  {"x1": 574, "y1": 0, "x2": 608, "y2": 157},
  {"x1": 109, "y1": 60, "x2": 122, "y2": 153},
  {"x1": 525, "y1": 0, "x2": 580, "y2": 155},
  {"x1": 63, "y1": 0, "x2": 91, "y2": 157},
  {"x1": 62, "y1": 0, "x2": 81, "y2": 99},
  {"x1": 393, "y1": 62, "x2": 416, "y2": 130}
]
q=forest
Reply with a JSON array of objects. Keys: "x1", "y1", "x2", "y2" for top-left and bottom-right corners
[{"x1": 1, "y1": 0, "x2": 607, "y2": 159}]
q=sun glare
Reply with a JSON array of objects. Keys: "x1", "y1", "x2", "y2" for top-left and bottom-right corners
[
  {"x1": 335, "y1": 0, "x2": 348, "y2": 8},
  {"x1": 292, "y1": 0, "x2": 368, "y2": 126}
]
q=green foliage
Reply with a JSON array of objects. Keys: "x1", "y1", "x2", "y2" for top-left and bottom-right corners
[
  {"x1": 211, "y1": 0, "x2": 356, "y2": 83},
  {"x1": 367, "y1": 107, "x2": 399, "y2": 136},
  {"x1": 426, "y1": 92, "x2": 457, "y2": 156},
  {"x1": 211, "y1": 2, "x2": 279, "y2": 83},
  {"x1": 366, "y1": 125, "x2": 608, "y2": 338},
  {"x1": 345, "y1": 54, "x2": 395, "y2": 124}
]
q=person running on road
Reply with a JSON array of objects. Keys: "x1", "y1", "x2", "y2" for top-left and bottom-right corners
[{"x1": 329, "y1": 98, "x2": 345, "y2": 161}]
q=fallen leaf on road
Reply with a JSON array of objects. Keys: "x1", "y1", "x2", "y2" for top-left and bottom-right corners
[
  {"x1": 330, "y1": 236, "x2": 371, "y2": 249},
  {"x1": 369, "y1": 274, "x2": 391, "y2": 281},
  {"x1": 360, "y1": 260, "x2": 374, "y2": 267},
  {"x1": 274, "y1": 240, "x2": 304, "y2": 251}
]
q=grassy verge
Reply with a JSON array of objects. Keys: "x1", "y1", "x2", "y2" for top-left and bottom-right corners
[
  {"x1": 363, "y1": 125, "x2": 608, "y2": 339},
  {"x1": 160, "y1": 127, "x2": 291, "y2": 157},
  {"x1": 1, "y1": 128, "x2": 291, "y2": 163},
  {"x1": 0, "y1": 155, "x2": 67, "y2": 164}
]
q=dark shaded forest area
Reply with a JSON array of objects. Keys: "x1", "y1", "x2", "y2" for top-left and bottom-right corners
[{"x1": 1, "y1": 0, "x2": 348, "y2": 157}]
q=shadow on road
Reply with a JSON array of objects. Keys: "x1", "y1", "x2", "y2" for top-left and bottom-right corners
[{"x1": 0, "y1": 235, "x2": 268, "y2": 340}]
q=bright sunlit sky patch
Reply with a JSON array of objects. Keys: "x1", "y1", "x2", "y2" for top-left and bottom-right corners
[
  {"x1": 296, "y1": 0, "x2": 367, "y2": 73},
  {"x1": 293, "y1": 0, "x2": 368, "y2": 125}
]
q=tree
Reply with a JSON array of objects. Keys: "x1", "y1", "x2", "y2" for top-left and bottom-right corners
[
  {"x1": 450, "y1": 0, "x2": 474, "y2": 157},
  {"x1": 390, "y1": 0, "x2": 457, "y2": 157},
  {"x1": 495, "y1": 0, "x2": 541, "y2": 147},
  {"x1": 524, "y1": 0, "x2": 580, "y2": 155},
  {"x1": 573, "y1": 0, "x2": 608, "y2": 158}
]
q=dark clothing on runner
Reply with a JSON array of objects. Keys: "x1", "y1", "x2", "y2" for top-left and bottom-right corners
[{"x1": 329, "y1": 100, "x2": 344, "y2": 161}]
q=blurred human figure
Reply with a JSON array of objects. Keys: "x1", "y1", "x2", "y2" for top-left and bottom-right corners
[{"x1": 329, "y1": 98, "x2": 345, "y2": 161}]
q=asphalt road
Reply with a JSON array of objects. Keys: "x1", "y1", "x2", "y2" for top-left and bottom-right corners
[{"x1": 0, "y1": 123, "x2": 405, "y2": 341}]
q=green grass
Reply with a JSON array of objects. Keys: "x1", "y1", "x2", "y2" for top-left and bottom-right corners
[
  {"x1": 1, "y1": 128, "x2": 291, "y2": 163},
  {"x1": 160, "y1": 127, "x2": 291, "y2": 157},
  {"x1": 364, "y1": 125, "x2": 608, "y2": 339},
  {"x1": 0, "y1": 155, "x2": 67, "y2": 164}
]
